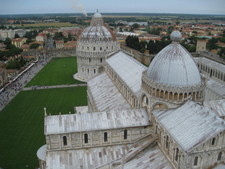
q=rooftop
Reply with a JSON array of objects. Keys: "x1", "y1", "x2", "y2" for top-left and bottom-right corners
[
  {"x1": 204, "y1": 99, "x2": 225, "y2": 117},
  {"x1": 106, "y1": 51, "x2": 147, "y2": 97},
  {"x1": 124, "y1": 146, "x2": 172, "y2": 169},
  {"x1": 45, "y1": 108, "x2": 149, "y2": 135},
  {"x1": 88, "y1": 72, "x2": 131, "y2": 111},
  {"x1": 46, "y1": 144, "x2": 131, "y2": 169},
  {"x1": 153, "y1": 101, "x2": 225, "y2": 152}
]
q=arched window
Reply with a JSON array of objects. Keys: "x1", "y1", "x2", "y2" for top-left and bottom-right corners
[
  {"x1": 94, "y1": 69, "x2": 96, "y2": 73},
  {"x1": 146, "y1": 97, "x2": 148, "y2": 105},
  {"x1": 194, "y1": 156, "x2": 198, "y2": 166},
  {"x1": 124, "y1": 130, "x2": 128, "y2": 140},
  {"x1": 100, "y1": 47, "x2": 102, "y2": 51},
  {"x1": 104, "y1": 132, "x2": 108, "y2": 142},
  {"x1": 212, "y1": 137, "x2": 216, "y2": 145},
  {"x1": 93, "y1": 47, "x2": 95, "y2": 51},
  {"x1": 100, "y1": 58, "x2": 103, "y2": 63},
  {"x1": 166, "y1": 135, "x2": 169, "y2": 149},
  {"x1": 63, "y1": 136, "x2": 67, "y2": 146},
  {"x1": 218, "y1": 152, "x2": 222, "y2": 161},
  {"x1": 89, "y1": 58, "x2": 91, "y2": 62},
  {"x1": 175, "y1": 148, "x2": 179, "y2": 161},
  {"x1": 84, "y1": 133, "x2": 88, "y2": 143}
]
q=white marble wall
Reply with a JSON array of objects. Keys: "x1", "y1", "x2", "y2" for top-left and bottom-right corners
[{"x1": 46, "y1": 126, "x2": 151, "y2": 151}]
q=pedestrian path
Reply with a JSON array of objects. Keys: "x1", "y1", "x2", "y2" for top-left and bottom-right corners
[{"x1": 23, "y1": 83, "x2": 87, "y2": 91}]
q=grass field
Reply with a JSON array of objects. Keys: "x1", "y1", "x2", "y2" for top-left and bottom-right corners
[
  {"x1": 26, "y1": 57, "x2": 83, "y2": 87},
  {"x1": 0, "y1": 87, "x2": 87, "y2": 169}
]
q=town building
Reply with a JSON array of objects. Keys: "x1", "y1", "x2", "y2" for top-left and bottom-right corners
[
  {"x1": 36, "y1": 33, "x2": 46, "y2": 42},
  {"x1": 11, "y1": 38, "x2": 27, "y2": 48},
  {"x1": 196, "y1": 40, "x2": 207, "y2": 52},
  {"x1": 37, "y1": 23, "x2": 225, "y2": 169},
  {"x1": 0, "y1": 30, "x2": 15, "y2": 40}
]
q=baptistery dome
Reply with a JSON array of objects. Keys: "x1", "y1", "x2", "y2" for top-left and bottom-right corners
[
  {"x1": 79, "y1": 11, "x2": 115, "y2": 42},
  {"x1": 142, "y1": 31, "x2": 205, "y2": 106},
  {"x1": 75, "y1": 11, "x2": 120, "y2": 82}
]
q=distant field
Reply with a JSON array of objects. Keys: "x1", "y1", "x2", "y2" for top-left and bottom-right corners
[
  {"x1": 26, "y1": 57, "x2": 83, "y2": 87},
  {"x1": 0, "y1": 87, "x2": 87, "y2": 169},
  {"x1": 13, "y1": 22, "x2": 77, "y2": 28}
]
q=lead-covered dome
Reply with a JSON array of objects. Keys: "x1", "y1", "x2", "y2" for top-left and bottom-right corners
[
  {"x1": 147, "y1": 31, "x2": 201, "y2": 87},
  {"x1": 142, "y1": 30, "x2": 205, "y2": 105}
]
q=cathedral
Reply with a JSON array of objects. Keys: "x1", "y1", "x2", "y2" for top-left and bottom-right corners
[{"x1": 37, "y1": 12, "x2": 225, "y2": 169}]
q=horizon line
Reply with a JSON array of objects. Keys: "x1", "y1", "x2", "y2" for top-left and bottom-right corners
[{"x1": 0, "y1": 12, "x2": 225, "y2": 16}]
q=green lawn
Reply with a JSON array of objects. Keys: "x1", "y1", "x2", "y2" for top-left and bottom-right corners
[
  {"x1": 26, "y1": 57, "x2": 83, "y2": 87},
  {"x1": 0, "y1": 87, "x2": 87, "y2": 169}
]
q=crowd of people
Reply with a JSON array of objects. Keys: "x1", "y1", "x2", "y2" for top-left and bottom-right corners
[{"x1": 0, "y1": 54, "x2": 53, "y2": 111}]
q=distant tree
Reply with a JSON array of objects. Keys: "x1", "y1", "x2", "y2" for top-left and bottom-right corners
[
  {"x1": 132, "y1": 23, "x2": 140, "y2": 29},
  {"x1": 207, "y1": 38, "x2": 218, "y2": 50},
  {"x1": 30, "y1": 43, "x2": 40, "y2": 49},
  {"x1": 125, "y1": 36, "x2": 141, "y2": 51},
  {"x1": 15, "y1": 33, "x2": 20, "y2": 38},
  {"x1": 6, "y1": 57, "x2": 26, "y2": 69},
  {"x1": 4, "y1": 38, "x2": 12, "y2": 49},
  {"x1": 53, "y1": 32, "x2": 64, "y2": 40},
  {"x1": 219, "y1": 47, "x2": 225, "y2": 58},
  {"x1": 24, "y1": 30, "x2": 38, "y2": 40}
]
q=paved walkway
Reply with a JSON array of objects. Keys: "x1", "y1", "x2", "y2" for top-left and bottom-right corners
[
  {"x1": 23, "y1": 83, "x2": 87, "y2": 91},
  {"x1": 0, "y1": 55, "x2": 52, "y2": 111}
]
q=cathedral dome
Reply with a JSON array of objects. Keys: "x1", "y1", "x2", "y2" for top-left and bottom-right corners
[{"x1": 147, "y1": 31, "x2": 201, "y2": 87}]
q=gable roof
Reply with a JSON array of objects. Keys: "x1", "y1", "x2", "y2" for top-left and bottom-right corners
[
  {"x1": 88, "y1": 72, "x2": 131, "y2": 111},
  {"x1": 45, "y1": 108, "x2": 149, "y2": 135},
  {"x1": 106, "y1": 50, "x2": 147, "y2": 97},
  {"x1": 153, "y1": 101, "x2": 225, "y2": 152}
]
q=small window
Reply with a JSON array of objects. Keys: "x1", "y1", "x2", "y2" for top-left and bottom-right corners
[
  {"x1": 94, "y1": 69, "x2": 96, "y2": 73},
  {"x1": 218, "y1": 152, "x2": 222, "y2": 161},
  {"x1": 124, "y1": 130, "x2": 127, "y2": 140},
  {"x1": 212, "y1": 137, "x2": 216, "y2": 145},
  {"x1": 89, "y1": 58, "x2": 91, "y2": 62},
  {"x1": 100, "y1": 47, "x2": 102, "y2": 51},
  {"x1": 84, "y1": 133, "x2": 88, "y2": 143},
  {"x1": 104, "y1": 132, "x2": 108, "y2": 142},
  {"x1": 87, "y1": 47, "x2": 89, "y2": 50},
  {"x1": 194, "y1": 156, "x2": 198, "y2": 166},
  {"x1": 93, "y1": 47, "x2": 95, "y2": 51},
  {"x1": 63, "y1": 136, "x2": 67, "y2": 146},
  {"x1": 175, "y1": 148, "x2": 179, "y2": 161},
  {"x1": 100, "y1": 58, "x2": 103, "y2": 63},
  {"x1": 166, "y1": 135, "x2": 169, "y2": 149}
]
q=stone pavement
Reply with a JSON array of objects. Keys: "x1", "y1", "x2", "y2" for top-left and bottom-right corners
[
  {"x1": 23, "y1": 83, "x2": 87, "y2": 91},
  {"x1": 0, "y1": 55, "x2": 52, "y2": 111}
]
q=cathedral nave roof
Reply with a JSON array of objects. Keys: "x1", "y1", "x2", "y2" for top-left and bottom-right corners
[
  {"x1": 106, "y1": 51, "x2": 147, "y2": 97},
  {"x1": 45, "y1": 108, "x2": 149, "y2": 135}
]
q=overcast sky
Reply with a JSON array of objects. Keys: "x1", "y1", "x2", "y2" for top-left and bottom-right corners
[{"x1": 1, "y1": 0, "x2": 225, "y2": 15}]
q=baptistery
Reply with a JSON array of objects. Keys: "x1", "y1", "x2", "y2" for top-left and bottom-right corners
[{"x1": 75, "y1": 11, "x2": 120, "y2": 81}]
